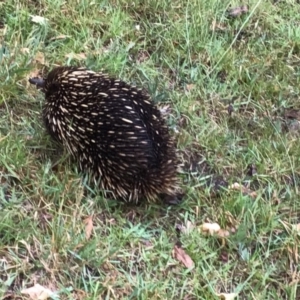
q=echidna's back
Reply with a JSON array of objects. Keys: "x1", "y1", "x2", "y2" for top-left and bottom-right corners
[{"x1": 42, "y1": 67, "x2": 178, "y2": 202}]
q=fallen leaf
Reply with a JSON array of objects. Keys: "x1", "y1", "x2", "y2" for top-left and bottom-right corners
[
  {"x1": 65, "y1": 52, "x2": 87, "y2": 61},
  {"x1": 199, "y1": 222, "x2": 221, "y2": 235},
  {"x1": 216, "y1": 292, "x2": 238, "y2": 300},
  {"x1": 30, "y1": 15, "x2": 48, "y2": 25},
  {"x1": 21, "y1": 284, "x2": 55, "y2": 300},
  {"x1": 84, "y1": 215, "x2": 93, "y2": 239},
  {"x1": 173, "y1": 244, "x2": 194, "y2": 268},
  {"x1": 227, "y1": 5, "x2": 248, "y2": 17}
]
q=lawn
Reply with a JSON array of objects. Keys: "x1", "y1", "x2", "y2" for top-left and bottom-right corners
[{"x1": 1, "y1": 0, "x2": 300, "y2": 299}]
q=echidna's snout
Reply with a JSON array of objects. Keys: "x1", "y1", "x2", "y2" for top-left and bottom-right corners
[{"x1": 29, "y1": 77, "x2": 45, "y2": 90}]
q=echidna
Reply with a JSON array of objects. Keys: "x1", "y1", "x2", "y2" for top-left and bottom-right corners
[{"x1": 29, "y1": 66, "x2": 180, "y2": 203}]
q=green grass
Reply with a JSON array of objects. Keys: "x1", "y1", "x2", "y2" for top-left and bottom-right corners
[{"x1": 1, "y1": 0, "x2": 300, "y2": 299}]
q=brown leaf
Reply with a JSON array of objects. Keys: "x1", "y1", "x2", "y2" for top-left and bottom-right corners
[
  {"x1": 173, "y1": 244, "x2": 194, "y2": 268},
  {"x1": 84, "y1": 215, "x2": 93, "y2": 239},
  {"x1": 227, "y1": 5, "x2": 248, "y2": 17},
  {"x1": 21, "y1": 284, "x2": 55, "y2": 300}
]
